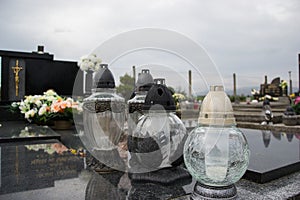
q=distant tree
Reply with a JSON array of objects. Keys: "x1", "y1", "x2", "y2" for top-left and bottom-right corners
[
  {"x1": 175, "y1": 86, "x2": 187, "y2": 96},
  {"x1": 168, "y1": 86, "x2": 175, "y2": 94},
  {"x1": 168, "y1": 86, "x2": 187, "y2": 96},
  {"x1": 116, "y1": 73, "x2": 135, "y2": 101}
]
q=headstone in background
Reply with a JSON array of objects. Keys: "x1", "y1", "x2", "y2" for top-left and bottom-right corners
[
  {"x1": 0, "y1": 46, "x2": 83, "y2": 121},
  {"x1": 260, "y1": 77, "x2": 285, "y2": 97},
  {"x1": 0, "y1": 46, "x2": 83, "y2": 103}
]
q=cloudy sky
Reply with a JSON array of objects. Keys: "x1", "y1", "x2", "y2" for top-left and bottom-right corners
[{"x1": 1, "y1": 0, "x2": 299, "y2": 95}]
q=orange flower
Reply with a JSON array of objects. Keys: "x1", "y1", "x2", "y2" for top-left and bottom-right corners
[{"x1": 51, "y1": 102, "x2": 62, "y2": 113}]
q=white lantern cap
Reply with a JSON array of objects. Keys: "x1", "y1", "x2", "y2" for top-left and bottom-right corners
[{"x1": 198, "y1": 85, "x2": 236, "y2": 126}]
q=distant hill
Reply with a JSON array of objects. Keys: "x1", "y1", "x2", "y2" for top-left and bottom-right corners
[
  {"x1": 195, "y1": 86, "x2": 299, "y2": 97},
  {"x1": 226, "y1": 86, "x2": 299, "y2": 96},
  {"x1": 225, "y1": 86, "x2": 255, "y2": 96},
  {"x1": 195, "y1": 86, "x2": 255, "y2": 97}
]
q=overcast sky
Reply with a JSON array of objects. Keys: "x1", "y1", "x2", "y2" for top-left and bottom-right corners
[{"x1": 1, "y1": 0, "x2": 299, "y2": 95}]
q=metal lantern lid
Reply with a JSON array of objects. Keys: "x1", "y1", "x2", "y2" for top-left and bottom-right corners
[
  {"x1": 198, "y1": 85, "x2": 236, "y2": 125},
  {"x1": 136, "y1": 69, "x2": 154, "y2": 92},
  {"x1": 93, "y1": 64, "x2": 115, "y2": 88},
  {"x1": 154, "y1": 78, "x2": 166, "y2": 85},
  {"x1": 143, "y1": 82, "x2": 176, "y2": 111}
]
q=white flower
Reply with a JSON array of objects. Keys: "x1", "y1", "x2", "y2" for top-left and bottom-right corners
[
  {"x1": 11, "y1": 102, "x2": 19, "y2": 107},
  {"x1": 24, "y1": 111, "x2": 30, "y2": 119},
  {"x1": 38, "y1": 104, "x2": 48, "y2": 116},
  {"x1": 76, "y1": 102, "x2": 83, "y2": 112},
  {"x1": 78, "y1": 54, "x2": 102, "y2": 72},
  {"x1": 25, "y1": 109, "x2": 37, "y2": 119},
  {"x1": 24, "y1": 96, "x2": 32, "y2": 104},
  {"x1": 44, "y1": 89, "x2": 57, "y2": 96},
  {"x1": 19, "y1": 101, "x2": 29, "y2": 114},
  {"x1": 87, "y1": 61, "x2": 94, "y2": 69},
  {"x1": 66, "y1": 97, "x2": 74, "y2": 103},
  {"x1": 34, "y1": 99, "x2": 42, "y2": 107},
  {"x1": 45, "y1": 96, "x2": 57, "y2": 102}
]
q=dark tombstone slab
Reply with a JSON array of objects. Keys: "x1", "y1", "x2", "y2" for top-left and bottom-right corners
[
  {"x1": 271, "y1": 77, "x2": 280, "y2": 85},
  {"x1": 260, "y1": 76, "x2": 286, "y2": 97},
  {"x1": 241, "y1": 128, "x2": 300, "y2": 183},
  {"x1": 0, "y1": 140, "x2": 84, "y2": 195}
]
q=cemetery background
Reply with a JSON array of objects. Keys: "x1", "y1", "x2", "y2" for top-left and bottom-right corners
[{"x1": 0, "y1": 46, "x2": 299, "y2": 199}]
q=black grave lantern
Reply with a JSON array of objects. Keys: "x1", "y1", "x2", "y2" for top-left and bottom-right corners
[
  {"x1": 93, "y1": 64, "x2": 115, "y2": 89},
  {"x1": 128, "y1": 69, "x2": 154, "y2": 114},
  {"x1": 127, "y1": 79, "x2": 187, "y2": 173},
  {"x1": 142, "y1": 79, "x2": 176, "y2": 111},
  {"x1": 127, "y1": 69, "x2": 154, "y2": 138},
  {"x1": 135, "y1": 69, "x2": 154, "y2": 92},
  {"x1": 81, "y1": 64, "x2": 125, "y2": 172}
]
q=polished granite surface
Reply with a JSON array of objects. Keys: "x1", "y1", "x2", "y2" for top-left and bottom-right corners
[
  {"x1": 0, "y1": 121, "x2": 60, "y2": 142},
  {"x1": 0, "y1": 121, "x2": 299, "y2": 199},
  {"x1": 243, "y1": 129, "x2": 300, "y2": 172},
  {"x1": 241, "y1": 128, "x2": 300, "y2": 183}
]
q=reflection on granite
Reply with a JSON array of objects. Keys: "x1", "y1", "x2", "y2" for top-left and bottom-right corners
[
  {"x1": 0, "y1": 121, "x2": 299, "y2": 199},
  {"x1": 241, "y1": 128, "x2": 300, "y2": 183},
  {"x1": 0, "y1": 139, "x2": 299, "y2": 199},
  {"x1": 85, "y1": 171, "x2": 126, "y2": 200},
  {"x1": 129, "y1": 167, "x2": 191, "y2": 185},
  {"x1": 0, "y1": 141, "x2": 84, "y2": 195},
  {"x1": 85, "y1": 169, "x2": 192, "y2": 200},
  {"x1": 0, "y1": 121, "x2": 60, "y2": 142}
]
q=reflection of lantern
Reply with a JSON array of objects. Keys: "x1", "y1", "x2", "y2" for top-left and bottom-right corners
[
  {"x1": 128, "y1": 80, "x2": 187, "y2": 173},
  {"x1": 183, "y1": 86, "x2": 250, "y2": 199},
  {"x1": 82, "y1": 64, "x2": 125, "y2": 171},
  {"x1": 262, "y1": 130, "x2": 271, "y2": 148},
  {"x1": 127, "y1": 168, "x2": 191, "y2": 199},
  {"x1": 85, "y1": 172, "x2": 125, "y2": 200}
]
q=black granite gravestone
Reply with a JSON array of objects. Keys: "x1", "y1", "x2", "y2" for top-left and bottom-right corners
[
  {"x1": 0, "y1": 46, "x2": 83, "y2": 103},
  {"x1": 0, "y1": 141, "x2": 84, "y2": 195},
  {"x1": 0, "y1": 46, "x2": 84, "y2": 121},
  {"x1": 260, "y1": 77, "x2": 287, "y2": 97}
]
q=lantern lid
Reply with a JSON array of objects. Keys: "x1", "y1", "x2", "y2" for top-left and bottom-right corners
[
  {"x1": 143, "y1": 83, "x2": 176, "y2": 111},
  {"x1": 198, "y1": 85, "x2": 236, "y2": 126},
  {"x1": 93, "y1": 64, "x2": 115, "y2": 88}
]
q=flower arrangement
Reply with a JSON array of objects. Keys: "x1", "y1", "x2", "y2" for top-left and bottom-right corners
[
  {"x1": 279, "y1": 80, "x2": 287, "y2": 89},
  {"x1": 251, "y1": 89, "x2": 260, "y2": 95},
  {"x1": 77, "y1": 53, "x2": 102, "y2": 72},
  {"x1": 11, "y1": 89, "x2": 82, "y2": 124},
  {"x1": 173, "y1": 93, "x2": 185, "y2": 102},
  {"x1": 25, "y1": 142, "x2": 69, "y2": 155},
  {"x1": 172, "y1": 93, "x2": 186, "y2": 110}
]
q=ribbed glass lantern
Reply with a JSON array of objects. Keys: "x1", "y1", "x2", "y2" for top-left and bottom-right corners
[
  {"x1": 128, "y1": 80, "x2": 187, "y2": 173},
  {"x1": 81, "y1": 64, "x2": 126, "y2": 171},
  {"x1": 183, "y1": 86, "x2": 250, "y2": 199}
]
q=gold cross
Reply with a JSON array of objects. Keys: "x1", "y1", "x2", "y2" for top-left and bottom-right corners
[{"x1": 12, "y1": 60, "x2": 23, "y2": 96}]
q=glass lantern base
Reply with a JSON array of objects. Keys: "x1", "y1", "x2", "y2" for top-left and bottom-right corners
[{"x1": 191, "y1": 182, "x2": 237, "y2": 200}]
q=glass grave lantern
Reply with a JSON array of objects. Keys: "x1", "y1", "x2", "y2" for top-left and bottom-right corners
[
  {"x1": 183, "y1": 85, "x2": 250, "y2": 199},
  {"x1": 128, "y1": 79, "x2": 187, "y2": 173},
  {"x1": 82, "y1": 64, "x2": 126, "y2": 171},
  {"x1": 127, "y1": 69, "x2": 154, "y2": 135}
]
